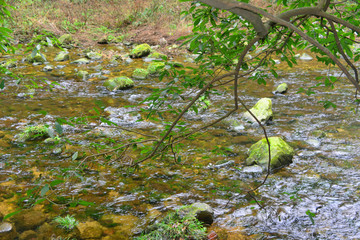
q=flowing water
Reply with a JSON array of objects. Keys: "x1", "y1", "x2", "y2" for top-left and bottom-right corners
[{"x1": 1, "y1": 44, "x2": 360, "y2": 239}]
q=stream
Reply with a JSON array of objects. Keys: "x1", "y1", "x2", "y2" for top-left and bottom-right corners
[{"x1": 1, "y1": 43, "x2": 360, "y2": 239}]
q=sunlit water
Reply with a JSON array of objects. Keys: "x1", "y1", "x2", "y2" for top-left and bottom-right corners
[{"x1": 1, "y1": 45, "x2": 360, "y2": 239}]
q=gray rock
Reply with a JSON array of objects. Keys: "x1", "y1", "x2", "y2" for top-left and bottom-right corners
[
  {"x1": 26, "y1": 53, "x2": 46, "y2": 64},
  {"x1": 42, "y1": 65, "x2": 53, "y2": 72},
  {"x1": 299, "y1": 53, "x2": 313, "y2": 61},
  {"x1": 71, "y1": 58, "x2": 90, "y2": 65},
  {"x1": 86, "y1": 51, "x2": 102, "y2": 60},
  {"x1": 0, "y1": 222, "x2": 16, "y2": 240},
  {"x1": 306, "y1": 138, "x2": 321, "y2": 148},
  {"x1": 242, "y1": 165, "x2": 263, "y2": 173},
  {"x1": 77, "y1": 70, "x2": 89, "y2": 80}
]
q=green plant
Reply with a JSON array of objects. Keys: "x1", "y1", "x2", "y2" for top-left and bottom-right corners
[
  {"x1": 54, "y1": 215, "x2": 79, "y2": 230},
  {"x1": 136, "y1": 208, "x2": 207, "y2": 240},
  {"x1": 18, "y1": 124, "x2": 49, "y2": 141}
]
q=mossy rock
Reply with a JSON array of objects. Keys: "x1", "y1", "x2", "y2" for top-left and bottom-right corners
[
  {"x1": 58, "y1": 34, "x2": 73, "y2": 45},
  {"x1": 1, "y1": 59, "x2": 17, "y2": 68},
  {"x1": 147, "y1": 62, "x2": 165, "y2": 75},
  {"x1": 132, "y1": 68, "x2": 149, "y2": 80},
  {"x1": 274, "y1": 83, "x2": 288, "y2": 94},
  {"x1": 77, "y1": 70, "x2": 89, "y2": 80},
  {"x1": 243, "y1": 98, "x2": 273, "y2": 124},
  {"x1": 104, "y1": 76, "x2": 134, "y2": 91},
  {"x1": 54, "y1": 51, "x2": 69, "y2": 62},
  {"x1": 17, "y1": 125, "x2": 50, "y2": 142},
  {"x1": 246, "y1": 136, "x2": 294, "y2": 171},
  {"x1": 85, "y1": 51, "x2": 102, "y2": 60},
  {"x1": 26, "y1": 53, "x2": 46, "y2": 64},
  {"x1": 130, "y1": 44, "x2": 151, "y2": 58},
  {"x1": 148, "y1": 51, "x2": 167, "y2": 59}
]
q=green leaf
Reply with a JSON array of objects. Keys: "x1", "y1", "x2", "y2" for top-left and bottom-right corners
[
  {"x1": 306, "y1": 210, "x2": 316, "y2": 224},
  {"x1": 40, "y1": 184, "x2": 50, "y2": 197},
  {"x1": 77, "y1": 200, "x2": 95, "y2": 206},
  {"x1": 72, "y1": 152, "x2": 78, "y2": 161},
  {"x1": 3, "y1": 209, "x2": 22, "y2": 220},
  {"x1": 50, "y1": 179, "x2": 64, "y2": 187},
  {"x1": 55, "y1": 121, "x2": 63, "y2": 135},
  {"x1": 0, "y1": 80, "x2": 4, "y2": 89}
]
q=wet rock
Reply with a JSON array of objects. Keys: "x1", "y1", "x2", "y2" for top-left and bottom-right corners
[
  {"x1": 274, "y1": 83, "x2": 288, "y2": 94},
  {"x1": 0, "y1": 222, "x2": 16, "y2": 240},
  {"x1": 132, "y1": 68, "x2": 149, "y2": 80},
  {"x1": 42, "y1": 65, "x2": 53, "y2": 72},
  {"x1": 71, "y1": 58, "x2": 90, "y2": 65},
  {"x1": 300, "y1": 53, "x2": 313, "y2": 61},
  {"x1": 178, "y1": 202, "x2": 214, "y2": 225},
  {"x1": 129, "y1": 43, "x2": 151, "y2": 58},
  {"x1": 37, "y1": 222, "x2": 80, "y2": 240},
  {"x1": 86, "y1": 51, "x2": 103, "y2": 60},
  {"x1": 210, "y1": 160, "x2": 235, "y2": 169},
  {"x1": 77, "y1": 70, "x2": 89, "y2": 80},
  {"x1": 52, "y1": 147, "x2": 62, "y2": 155},
  {"x1": 246, "y1": 136, "x2": 294, "y2": 171},
  {"x1": 242, "y1": 98, "x2": 273, "y2": 124},
  {"x1": 26, "y1": 53, "x2": 46, "y2": 64},
  {"x1": 19, "y1": 230, "x2": 36, "y2": 240},
  {"x1": 97, "y1": 36, "x2": 109, "y2": 44},
  {"x1": 104, "y1": 76, "x2": 134, "y2": 91},
  {"x1": 12, "y1": 209, "x2": 47, "y2": 231},
  {"x1": 147, "y1": 62, "x2": 165, "y2": 75},
  {"x1": 54, "y1": 51, "x2": 69, "y2": 62},
  {"x1": 1, "y1": 59, "x2": 17, "y2": 68},
  {"x1": 76, "y1": 221, "x2": 103, "y2": 239}
]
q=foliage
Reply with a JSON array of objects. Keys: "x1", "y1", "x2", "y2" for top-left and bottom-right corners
[
  {"x1": 18, "y1": 124, "x2": 50, "y2": 142},
  {"x1": 54, "y1": 215, "x2": 79, "y2": 230},
  {"x1": 135, "y1": 207, "x2": 207, "y2": 240}
]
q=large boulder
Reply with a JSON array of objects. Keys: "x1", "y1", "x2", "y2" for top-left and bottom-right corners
[
  {"x1": 129, "y1": 44, "x2": 151, "y2": 58},
  {"x1": 246, "y1": 137, "x2": 295, "y2": 171},
  {"x1": 104, "y1": 77, "x2": 134, "y2": 91},
  {"x1": 243, "y1": 98, "x2": 273, "y2": 124}
]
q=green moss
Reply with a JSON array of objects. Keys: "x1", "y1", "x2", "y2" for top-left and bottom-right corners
[
  {"x1": 104, "y1": 76, "x2": 134, "y2": 91},
  {"x1": 275, "y1": 83, "x2": 288, "y2": 94},
  {"x1": 243, "y1": 98, "x2": 273, "y2": 123},
  {"x1": 26, "y1": 53, "x2": 46, "y2": 64},
  {"x1": 136, "y1": 207, "x2": 207, "y2": 240},
  {"x1": 148, "y1": 51, "x2": 167, "y2": 59},
  {"x1": 130, "y1": 43, "x2": 151, "y2": 58},
  {"x1": 132, "y1": 68, "x2": 149, "y2": 80},
  {"x1": 147, "y1": 62, "x2": 165, "y2": 75},
  {"x1": 246, "y1": 136, "x2": 294, "y2": 170},
  {"x1": 18, "y1": 125, "x2": 49, "y2": 142}
]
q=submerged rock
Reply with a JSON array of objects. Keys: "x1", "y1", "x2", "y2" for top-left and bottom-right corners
[
  {"x1": 54, "y1": 51, "x2": 69, "y2": 62},
  {"x1": 0, "y1": 222, "x2": 16, "y2": 240},
  {"x1": 242, "y1": 98, "x2": 273, "y2": 124},
  {"x1": 132, "y1": 68, "x2": 149, "y2": 80},
  {"x1": 129, "y1": 43, "x2": 151, "y2": 58},
  {"x1": 246, "y1": 136, "x2": 294, "y2": 171},
  {"x1": 12, "y1": 209, "x2": 47, "y2": 231},
  {"x1": 104, "y1": 76, "x2": 134, "y2": 91},
  {"x1": 76, "y1": 221, "x2": 103, "y2": 239},
  {"x1": 274, "y1": 83, "x2": 288, "y2": 94}
]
